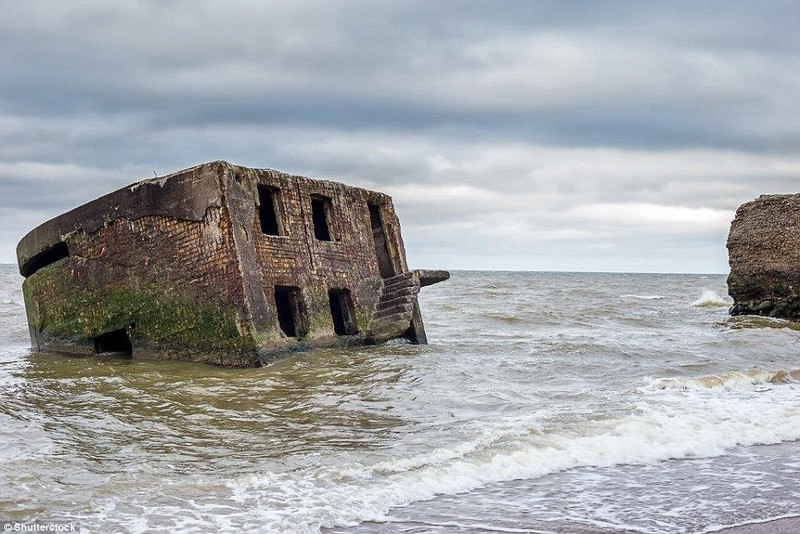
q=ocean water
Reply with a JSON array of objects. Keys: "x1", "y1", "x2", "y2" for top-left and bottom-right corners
[{"x1": 1, "y1": 265, "x2": 798, "y2": 533}]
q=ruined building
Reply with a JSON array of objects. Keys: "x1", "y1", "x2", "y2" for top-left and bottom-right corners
[
  {"x1": 728, "y1": 194, "x2": 800, "y2": 320},
  {"x1": 17, "y1": 161, "x2": 449, "y2": 366}
]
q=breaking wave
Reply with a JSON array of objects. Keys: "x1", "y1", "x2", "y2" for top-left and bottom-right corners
[
  {"x1": 222, "y1": 371, "x2": 800, "y2": 532},
  {"x1": 621, "y1": 294, "x2": 666, "y2": 300},
  {"x1": 646, "y1": 368, "x2": 800, "y2": 391},
  {"x1": 692, "y1": 290, "x2": 730, "y2": 308}
]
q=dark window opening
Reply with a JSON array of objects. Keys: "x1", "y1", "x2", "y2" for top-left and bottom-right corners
[
  {"x1": 274, "y1": 286, "x2": 307, "y2": 338},
  {"x1": 94, "y1": 327, "x2": 132, "y2": 356},
  {"x1": 368, "y1": 203, "x2": 396, "y2": 279},
  {"x1": 329, "y1": 289, "x2": 358, "y2": 335},
  {"x1": 21, "y1": 241, "x2": 70, "y2": 278},
  {"x1": 311, "y1": 196, "x2": 333, "y2": 241},
  {"x1": 257, "y1": 185, "x2": 282, "y2": 235}
]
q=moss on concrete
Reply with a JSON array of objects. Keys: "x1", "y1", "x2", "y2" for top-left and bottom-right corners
[{"x1": 24, "y1": 262, "x2": 256, "y2": 364}]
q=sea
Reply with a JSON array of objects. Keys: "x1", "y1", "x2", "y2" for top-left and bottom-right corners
[{"x1": 1, "y1": 264, "x2": 799, "y2": 533}]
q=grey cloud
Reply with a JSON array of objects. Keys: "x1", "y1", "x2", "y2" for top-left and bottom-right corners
[
  {"x1": 1, "y1": 1, "x2": 798, "y2": 271},
  {"x1": 3, "y1": 1, "x2": 800, "y2": 153}
]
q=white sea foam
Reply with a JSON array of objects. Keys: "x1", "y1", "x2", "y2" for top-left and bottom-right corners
[
  {"x1": 645, "y1": 368, "x2": 800, "y2": 391},
  {"x1": 692, "y1": 290, "x2": 731, "y2": 307},
  {"x1": 223, "y1": 371, "x2": 800, "y2": 532},
  {"x1": 621, "y1": 294, "x2": 667, "y2": 300}
]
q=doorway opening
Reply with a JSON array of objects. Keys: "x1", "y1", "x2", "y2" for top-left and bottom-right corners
[
  {"x1": 94, "y1": 327, "x2": 132, "y2": 356},
  {"x1": 274, "y1": 286, "x2": 307, "y2": 337},
  {"x1": 328, "y1": 289, "x2": 358, "y2": 335}
]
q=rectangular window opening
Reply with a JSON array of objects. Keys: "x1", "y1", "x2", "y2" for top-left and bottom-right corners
[
  {"x1": 257, "y1": 185, "x2": 282, "y2": 235},
  {"x1": 274, "y1": 286, "x2": 307, "y2": 338},
  {"x1": 311, "y1": 196, "x2": 333, "y2": 241},
  {"x1": 329, "y1": 289, "x2": 358, "y2": 336},
  {"x1": 21, "y1": 241, "x2": 70, "y2": 278},
  {"x1": 368, "y1": 203, "x2": 396, "y2": 279},
  {"x1": 94, "y1": 327, "x2": 132, "y2": 356}
]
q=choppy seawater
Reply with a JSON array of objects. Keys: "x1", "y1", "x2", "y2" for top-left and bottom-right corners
[{"x1": 1, "y1": 265, "x2": 799, "y2": 533}]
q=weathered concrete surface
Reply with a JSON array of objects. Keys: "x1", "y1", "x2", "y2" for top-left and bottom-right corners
[
  {"x1": 17, "y1": 161, "x2": 448, "y2": 366},
  {"x1": 728, "y1": 194, "x2": 800, "y2": 320}
]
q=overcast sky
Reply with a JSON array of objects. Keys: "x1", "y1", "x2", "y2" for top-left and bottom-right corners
[{"x1": 2, "y1": 1, "x2": 799, "y2": 272}]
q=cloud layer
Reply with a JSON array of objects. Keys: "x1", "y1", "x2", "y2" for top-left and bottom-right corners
[{"x1": 2, "y1": 1, "x2": 799, "y2": 271}]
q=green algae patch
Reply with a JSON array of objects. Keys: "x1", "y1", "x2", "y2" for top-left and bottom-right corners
[{"x1": 24, "y1": 263, "x2": 256, "y2": 364}]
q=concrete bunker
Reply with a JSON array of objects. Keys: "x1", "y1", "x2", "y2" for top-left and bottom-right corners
[{"x1": 16, "y1": 161, "x2": 449, "y2": 366}]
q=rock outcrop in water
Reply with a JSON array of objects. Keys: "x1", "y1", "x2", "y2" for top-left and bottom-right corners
[
  {"x1": 16, "y1": 161, "x2": 449, "y2": 366},
  {"x1": 727, "y1": 194, "x2": 800, "y2": 320}
]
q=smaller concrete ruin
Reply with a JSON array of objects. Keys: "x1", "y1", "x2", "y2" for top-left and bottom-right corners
[
  {"x1": 727, "y1": 194, "x2": 800, "y2": 320},
  {"x1": 17, "y1": 161, "x2": 448, "y2": 366}
]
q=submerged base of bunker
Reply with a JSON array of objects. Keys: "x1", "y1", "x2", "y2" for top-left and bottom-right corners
[{"x1": 17, "y1": 161, "x2": 448, "y2": 366}]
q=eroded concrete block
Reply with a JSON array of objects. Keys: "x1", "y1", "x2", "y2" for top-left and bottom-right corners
[{"x1": 728, "y1": 194, "x2": 800, "y2": 320}]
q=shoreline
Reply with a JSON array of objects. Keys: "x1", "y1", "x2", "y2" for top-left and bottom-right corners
[
  {"x1": 328, "y1": 441, "x2": 800, "y2": 534},
  {"x1": 331, "y1": 515, "x2": 800, "y2": 534}
]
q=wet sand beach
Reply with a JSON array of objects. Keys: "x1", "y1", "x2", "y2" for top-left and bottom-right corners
[
  {"x1": 333, "y1": 514, "x2": 800, "y2": 533},
  {"x1": 714, "y1": 517, "x2": 800, "y2": 534}
]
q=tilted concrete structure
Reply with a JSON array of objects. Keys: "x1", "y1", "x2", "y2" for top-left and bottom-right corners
[
  {"x1": 17, "y1": 161, "x2": 448, "y2": 366},
  {"x1": 728, "y1": 194, "x2": 800, "y2": 320}
]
